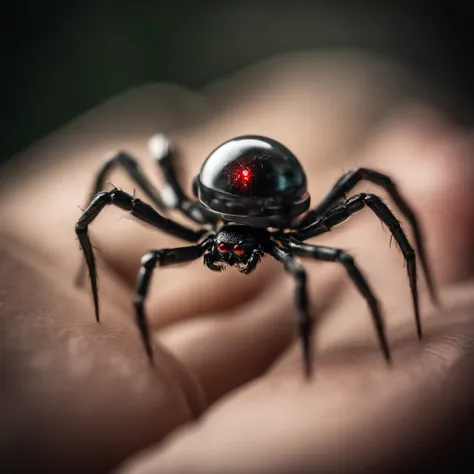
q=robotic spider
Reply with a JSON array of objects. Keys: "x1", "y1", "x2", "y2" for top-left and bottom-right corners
[{"x1": 76, "y1": 135, "x2": 438, "y2": 377}]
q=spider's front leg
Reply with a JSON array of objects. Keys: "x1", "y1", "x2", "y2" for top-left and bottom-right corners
[
  {"x1": 75, "y1": 189, "x2": 208, "y2": 322},
  {"x1": 269, "y1": 244, "x2": 313, "y2": 378},
  {"x1": 299, "y1": 167, "x2": 438, "y2": 305},
  {"x1": 77, "y1": 137, "x2": 216, "y2": 287},
  {"x1": 148, "y1": 135, "x2": 219, "y2": 225},
  {"x1": 283, "y1": 239, "x2": 391, "y2": 364},
  {"x1": 134, "y1": 238, "x2": 213, "y2": 361}
]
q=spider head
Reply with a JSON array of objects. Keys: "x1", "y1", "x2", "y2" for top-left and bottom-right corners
[
  {"x1": 215, "y1": 240, "x2": 252, "y2": 270},
  {"x1": 205, "y1": 225, "x2": 267, "y2": 274}
]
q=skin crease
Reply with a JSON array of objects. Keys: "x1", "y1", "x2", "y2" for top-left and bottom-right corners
[{"x1": 1, "y1": 50, "x2": 474, "y2": 473}]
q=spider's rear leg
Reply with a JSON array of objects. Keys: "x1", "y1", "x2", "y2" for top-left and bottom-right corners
[
  {"x1": 292, "y1": 193, "x2": 422, "y2": 339},
  {"x1": 85, "y1": 136, "x2": 216, "y2": 225},
  {"x1": 75, "y1": 189, "x2": 207, "y2": 322},
  {"x1": 135, "y1": 240, "x2": 212, "y2": 361},
  {"x1": 285, "y1": 240, "x2": 391, "y2": 363},
  {"x1": 149, "y1": 134, "x2": 220, "y2": 226},
  {"x1": 270, "y1": 245, "x2": 313, "y2": 378},
  {"x1": 299, "y1": 167, "x2": 438, "y2": 306}
]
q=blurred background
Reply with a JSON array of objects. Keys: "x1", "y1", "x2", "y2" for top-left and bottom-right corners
[{"x1": 3, "y1": 1, "x2": 474, "y2": 164}]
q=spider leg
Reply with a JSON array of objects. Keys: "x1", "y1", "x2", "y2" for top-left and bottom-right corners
[
  {"x1": 85, "y1": 136, "x2": 217, "y2": 226},
  {"x1": 269, "y1": 244, "x2": 313, "y2": 378},
  {"x1": 284, "y1": 239, "x2": 391, "y2": 363},
  {"x1": 75, "y1": 189, "x2": 208, "y2": 322},
  {"x1": 290, "y1": 193, "x2": 421, "y2": 337},
  {"x1": 135, "y1": 238, "x2": 213, "y2": 362},
  {"x1": 77, "y1": 139, "x2": 218, "y2": 286},
  {"x1": 76, "y1": 150, "x2": 173, "y2": 287},
  {"x1": 242, "y1": 248, "x2": 264, "y2": 275},
  {"x1": 298, "y1": 167, "x2": 438, "y2": 305},
  {"x1": 149, "y1": 134, "x2": 219, "y2": 225},
  {"x1": 85, "y1": 151, "x2": 168, "y2": 212}
]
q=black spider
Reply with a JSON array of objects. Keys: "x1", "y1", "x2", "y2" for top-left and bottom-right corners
[{"x1": 75, "y1": 135, "x2": 438, "y2": 378}]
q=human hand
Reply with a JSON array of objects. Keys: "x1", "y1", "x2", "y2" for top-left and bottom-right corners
[{"x1": 2, "y1": 51, "x2": 474, "y2": 474}]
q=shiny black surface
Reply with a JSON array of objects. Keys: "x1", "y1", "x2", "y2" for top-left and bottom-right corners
[
  {"x1": 199, "y1": 136, "x2": 306, "y2": 198},
  {"x1": 196, "y1": 136, "x2": 310, "y2": 227}
]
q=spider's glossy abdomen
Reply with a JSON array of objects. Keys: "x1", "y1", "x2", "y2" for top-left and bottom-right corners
[{"x1": 195, "y1": 136, "x2": 310, "y2": 228}]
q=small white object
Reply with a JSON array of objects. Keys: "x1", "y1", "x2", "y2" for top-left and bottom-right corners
[
  {"x1": 149, "y1": 134, "x2": 171, "y2": 161},
  {"x1": 161, "y1": 184, "x2": 179, "y2": 208}
]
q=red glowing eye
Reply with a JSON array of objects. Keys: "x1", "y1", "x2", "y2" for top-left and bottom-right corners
[
  {"x1": 233, "y1": 244, "x2": 245, "y2": 256},
  {"x1": 228, "y1": 165, "x2": 253, "y2": 188},
  {"x1": 240, "y1": 169, "x2": 251, "y2": 182},
  {"x1": 217, "y1": 242, "x2": 229, "y2": 253}
]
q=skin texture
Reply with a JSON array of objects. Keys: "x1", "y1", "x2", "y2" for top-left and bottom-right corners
[{"x1": 1, "y1": 50, "x2": 474, "y2": 474}]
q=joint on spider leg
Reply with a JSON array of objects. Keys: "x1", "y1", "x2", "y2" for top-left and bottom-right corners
[
  {"x1": 149, "y1": 134, "x2": 172, "y2": 162},
  {"x1": 106, "y1": 188, "x2": 134, "y2": 211},
  {"x1": 129, "y1": 195, "x2": 139, "y2": 217},
  {"x1": 141, "y1": 251, "x2": 161, "y2": 269},
  {"x1": 160, "y1": 184, "x2": 180, "y2": 209},
  {"x1": 341, "y1": 253, "x2": 356, "y2": 269},
  {"x1": 75, "y1": 223, "x2": 86, "y2": 236}
]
